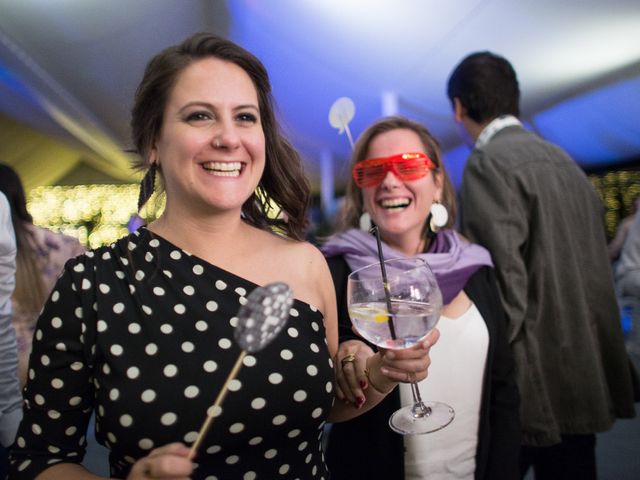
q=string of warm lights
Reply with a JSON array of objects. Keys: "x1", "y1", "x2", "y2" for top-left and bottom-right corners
[
  {"x1": 589, "y1": 169, "x2": 640, "y2": 238},
  {"x1": 26, "y1": 169, "x2": 638, "y2": 249},
  {"x1": 27, "y1": 184, "x2": 162, "y2": 249}
]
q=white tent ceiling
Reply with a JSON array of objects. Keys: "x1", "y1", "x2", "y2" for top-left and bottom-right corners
[{"x1": 1, "y1": 0, "x2": 639, "y2": 192}]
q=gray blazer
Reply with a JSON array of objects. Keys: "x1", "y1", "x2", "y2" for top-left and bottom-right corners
[{"x1": 460, "y1": 125, "x2": 638, "y2": 446}]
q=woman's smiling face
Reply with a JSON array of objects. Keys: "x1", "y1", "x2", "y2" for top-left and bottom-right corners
[
  {"x1": 151, "y1": 57, "x2": 266, "y2": 217},
  {"x1": 361, "y1": 128, "x2": 443, "y2": 251}
]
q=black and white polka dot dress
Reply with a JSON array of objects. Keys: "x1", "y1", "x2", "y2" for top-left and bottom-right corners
[{"x1": 9, "y1": 228, "x2": 335, "y2": 479}]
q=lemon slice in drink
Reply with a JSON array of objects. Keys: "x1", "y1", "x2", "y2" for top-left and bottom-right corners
[
  {"x1": 352, "y1": 305, "x2": 389, "y2": 323},
  {"x1": 374, "y1": 311, "x2": 389, "y2": 323}
]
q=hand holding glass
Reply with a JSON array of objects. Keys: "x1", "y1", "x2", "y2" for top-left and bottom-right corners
[{"x1": 347, "y1": 257, "x2": 454, "y2": 435}]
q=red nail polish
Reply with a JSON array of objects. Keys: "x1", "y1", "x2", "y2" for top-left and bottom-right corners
[
  {"x1": 356, "y1": 396, "x2": 365, "y2": 407},
  {"x1": 360, "y1": 380, "x2": 367, "y2": 389}
]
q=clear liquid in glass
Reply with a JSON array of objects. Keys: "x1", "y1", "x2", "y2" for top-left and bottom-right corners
[{"x1": 349, "y1": 299, "x2": 437, "y2": 349}]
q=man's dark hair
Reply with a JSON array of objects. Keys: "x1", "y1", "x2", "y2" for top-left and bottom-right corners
[{"x1": 447, "y1": 51, "x2": 520, "y2": 123}]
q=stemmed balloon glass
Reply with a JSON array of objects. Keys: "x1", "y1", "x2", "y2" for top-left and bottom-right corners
[{"x1": 347, "y1": 257, "x2": 454, "y2": 435}]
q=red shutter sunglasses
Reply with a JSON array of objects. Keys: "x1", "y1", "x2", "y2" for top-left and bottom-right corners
[{"x1": 352, "y1": 152, "x2": 436, "y2": 188}]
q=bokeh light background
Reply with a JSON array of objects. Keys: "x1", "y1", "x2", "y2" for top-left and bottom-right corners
[{"x1": 26, "y1": 168, "x2": 639, "y2": 249}]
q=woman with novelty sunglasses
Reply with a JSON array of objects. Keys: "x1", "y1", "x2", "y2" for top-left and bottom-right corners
[{"x1": 321, "y1": 116, "x2": 520, "y2": 480}]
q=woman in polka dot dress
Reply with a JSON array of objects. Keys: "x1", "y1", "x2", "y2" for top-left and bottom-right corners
[{"x1": 9, "y1": 33, "x2": 436, "y2": 480}]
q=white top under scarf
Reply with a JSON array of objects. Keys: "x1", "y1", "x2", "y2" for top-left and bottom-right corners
[
  {"x1": 475, "y1": 115, "x2": 522, "y2": 148},
  {"x1": 402, "y1": 303, "x2": 489, "y2": 480}
]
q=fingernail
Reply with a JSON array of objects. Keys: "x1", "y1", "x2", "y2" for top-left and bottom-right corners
[
  {"x1": 386, "y1": 351, "x2": 395, "y2": 360},
  {"x1": 359, "y1": 380, "x2": 367, "y2": 389},
  {"x1": 355, "y1": 396, "x2": 365, "y2": 408},
  {"x1": 380, "y1": 367, "x2": 389, "y2": 375}
]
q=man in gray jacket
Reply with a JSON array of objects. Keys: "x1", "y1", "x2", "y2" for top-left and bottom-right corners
[
  {"x1": 0, "y1": 191, "x2": 22, "y2": 477},
  {"x1": 446, "y1": 51, "x2": 638, "y2": 479}
]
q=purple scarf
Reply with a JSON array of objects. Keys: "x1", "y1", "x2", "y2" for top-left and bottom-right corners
[{"x1": 321, "y1": 228, "x2": 493, "y2": 304}]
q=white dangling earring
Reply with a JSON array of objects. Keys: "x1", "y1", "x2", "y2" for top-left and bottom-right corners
[
  {"x1": 429, "y1": 202, "x2": 448, "y2": 233},
  {"x1": 359, "y1": 212, "x2": 372, "y2": 232}
]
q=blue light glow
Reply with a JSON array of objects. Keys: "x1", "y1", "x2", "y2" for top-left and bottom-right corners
[{"x1": 533, "y1": 76, "x2": 640, "y2": 167}]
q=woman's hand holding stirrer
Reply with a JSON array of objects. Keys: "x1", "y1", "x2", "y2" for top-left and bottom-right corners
[
  {"x1": 128, "y1": 283, "x2": 292, "y2": 478},
  {"x1": 188, "y1": 282, "x2": 293, "y2": 459}
]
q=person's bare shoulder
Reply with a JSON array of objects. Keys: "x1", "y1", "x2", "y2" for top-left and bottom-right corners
[
  {"x1": 263, "y1": 232, "x2": 325, "y2": 273},
  {"x1": 256, "y1": 231, "x2": 330, "y2": 309}
]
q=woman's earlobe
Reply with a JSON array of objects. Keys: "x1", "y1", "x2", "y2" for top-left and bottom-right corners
[
  {"x1": 149, "y1": 148, "x2": 156, "y2": 163},
  {"x1": 149, "y1": 148, "x2": 160, "y2": 168}
]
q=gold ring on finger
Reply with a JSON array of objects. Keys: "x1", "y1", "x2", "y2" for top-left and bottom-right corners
[{"x1": 340, "y1": 353, "x2": 356, "y2": 367}]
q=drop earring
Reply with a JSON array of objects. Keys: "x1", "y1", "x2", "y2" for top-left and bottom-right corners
[
  {"x1": 429, "y1": 201, "x2": 448, "y2": 234},
  {"x1": 137, "y1": 162, "x2": 157, "y2": 211},
  {"x1": 359, "y1": 211, "x2": 372, "y2": 232}
]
